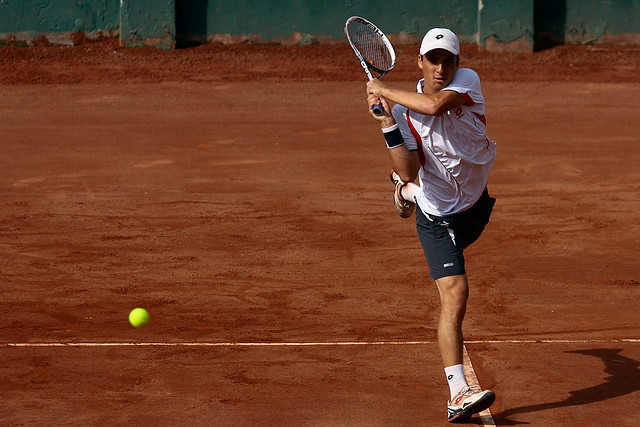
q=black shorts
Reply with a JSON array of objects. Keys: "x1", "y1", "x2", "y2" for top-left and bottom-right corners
[{"x1": 416, "y1": 189, "x2": 495, "y2": 280}]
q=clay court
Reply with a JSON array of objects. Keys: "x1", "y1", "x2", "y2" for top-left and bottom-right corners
[{"x1": 1, "y1": 40, "x2": 640, "y2": 425}]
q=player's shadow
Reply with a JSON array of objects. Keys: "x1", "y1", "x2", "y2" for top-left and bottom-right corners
[{"x1": 491, "y1": 348, "x2": 640, "y2": 425}]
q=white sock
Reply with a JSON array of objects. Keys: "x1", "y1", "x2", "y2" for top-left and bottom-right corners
[
  {"x1": 400, "y1": 181, "x2": 420, "y2": 203},
  {"x1": 444, "y1": 364, "x2": 468, "y2": 400}
]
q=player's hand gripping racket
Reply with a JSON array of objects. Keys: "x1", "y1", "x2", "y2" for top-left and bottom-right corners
[{"x1": 344, "y1": 16, "x2": 396, "y2": 116}]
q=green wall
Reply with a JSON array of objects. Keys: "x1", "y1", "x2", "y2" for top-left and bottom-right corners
[
  {"x1": 120, "y1": 0, "x2": 176, "y2": 48},
  {"x1": 479, "y1": 0, "x2": 534, "y2": 51},
  {"x1": 565, "y1": 0, "x2": 640, "y2": 44},
  {"x1": 2, "y1": 0, "x2": 640, "y2": 50},
  {"x1": 0, "y1": 0, "x2": 119, "y2": 44},
  {"x1": 203, "y1": 0, "x2": 478, "y2": 43}
]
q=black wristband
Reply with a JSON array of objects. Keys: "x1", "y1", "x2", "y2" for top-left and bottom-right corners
[{"x1": 383, "y1": 127, "x2": 404, "y2": 149}]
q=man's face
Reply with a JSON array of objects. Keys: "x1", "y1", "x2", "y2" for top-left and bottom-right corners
[{"x1": 418, "y1": 49, "x2": 459, "y2": 94}]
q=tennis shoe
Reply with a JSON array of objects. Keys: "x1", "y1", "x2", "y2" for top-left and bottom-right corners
[
  {"x1": 390, "y1": 170, "x2": 414, "y2": 218},
  {"x1": 447, "y1": 385, "x2": 495, "y2": 423}
]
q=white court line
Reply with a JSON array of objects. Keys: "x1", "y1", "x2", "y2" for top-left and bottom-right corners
[
  {"x1": 467, "y1": 338, "x2": 640, "y2": 344},
  {"x1": 5, "y1": 338, "x2": 638, "y2": 427},
  {"x1": 463, "y1": 345, "x2": 495, "y2": 426},
  {"x1": 2, "y1": 338, "x2": 639, "y2": 347}
]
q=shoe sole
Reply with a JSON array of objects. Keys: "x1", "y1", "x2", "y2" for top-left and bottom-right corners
[
  {"x1": 448, "y1": 391, "x2": 495, "y2": 423},
  {"x1": 389, "y1": 172, "x2": 414, "y2": 218}
]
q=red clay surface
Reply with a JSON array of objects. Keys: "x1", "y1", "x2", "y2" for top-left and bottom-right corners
[{"x1": 1, "y1": 40, "x2": 640, "y2": 425}]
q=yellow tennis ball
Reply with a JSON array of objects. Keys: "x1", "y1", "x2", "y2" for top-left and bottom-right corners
[{"x1": 129, "y1": 308, "x2": 150, "y2": 328}]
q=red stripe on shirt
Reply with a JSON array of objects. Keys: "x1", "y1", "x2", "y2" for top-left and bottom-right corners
[
  {"x1": 459, "y1": 92, "x2": 486, "y2": 125},
  {"x1": 473, "y1": 112, "x2": 487, "y2": 126},
  {"x1": 459, "y1": 92, "x2": 474, "y2": 106},
  {"x1": 406, "y1": 111, "x2": 425, "y2": 167}
]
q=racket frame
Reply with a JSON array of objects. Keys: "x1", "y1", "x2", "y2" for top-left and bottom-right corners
[{"x1": 344, "y1": 16, "x2": 396, "y2": 115}]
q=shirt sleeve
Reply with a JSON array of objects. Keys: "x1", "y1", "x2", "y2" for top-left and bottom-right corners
[
  {"x1": 391, "y1": 104, "x2": 418, "y2": 151},
  {"x1": 443, "y1": 68, "x2": 484, "y2": 106}
]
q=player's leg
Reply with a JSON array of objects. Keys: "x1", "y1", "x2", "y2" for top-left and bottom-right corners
[
  {"x1": 401, "y1": 180, "x2": 421, "y2": 202},
  {"x1": 415, "y1": 209, "x2": 495, "y2": 422},
  {"x1": 415, "y1": 211, "x2": 468, "y2": 393},
  {"x1": 435, "y1": 273, "x2": 470, "y2": 401},
  {"x1": 435, "y1": 273, "x2": 468, "y2": 369},
  {"x1": 436, "y1": 274, "x2": 495, "y2": 423}
]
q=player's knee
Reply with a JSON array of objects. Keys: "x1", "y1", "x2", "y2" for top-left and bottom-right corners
[
  {"x1": 438, "y1": 276, "x2": 469, "y2": 318},
  {"x1": 442, "y1": 291, "x2": 467, "y2": 320}
]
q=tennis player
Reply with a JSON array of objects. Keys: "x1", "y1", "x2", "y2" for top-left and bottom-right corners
[{"x1": 366, "y1": 28, "x2": 497, "y2": 423}]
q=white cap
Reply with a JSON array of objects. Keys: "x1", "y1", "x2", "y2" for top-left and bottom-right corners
[{"x1": 420, "y1": 28, "x2": 459, "y2": 55}]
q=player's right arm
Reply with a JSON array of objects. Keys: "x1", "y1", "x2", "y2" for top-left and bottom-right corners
[
  {"x1": 367, "y1": 93, "x2": 420, "y2": 183},
  {"x1": 388, "y1": 144, "x2": 420, "y2": 184}
]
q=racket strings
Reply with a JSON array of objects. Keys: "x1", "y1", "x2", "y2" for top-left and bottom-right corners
[{"x1": 347, "y1": 22, "x2": 393, "y2": 71}]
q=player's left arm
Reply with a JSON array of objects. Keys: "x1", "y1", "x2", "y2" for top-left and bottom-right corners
[{"x1": 368, "y1": 80, "x2": 465, "y2": 116}]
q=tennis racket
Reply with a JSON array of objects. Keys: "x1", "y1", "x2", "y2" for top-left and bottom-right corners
[{"x1": 344, "y1": 16, "x2": 396, "y2": 116}]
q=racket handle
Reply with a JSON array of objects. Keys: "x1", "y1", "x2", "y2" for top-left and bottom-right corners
[{"x1": 372, "y1": 104, "x2": 384, "y2": 116}]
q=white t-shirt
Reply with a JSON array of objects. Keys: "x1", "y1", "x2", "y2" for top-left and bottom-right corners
[{"x1": 392, "y1": 68, "x2": 496, "y2": 216}]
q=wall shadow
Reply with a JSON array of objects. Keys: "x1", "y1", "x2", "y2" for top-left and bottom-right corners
[
  {"x1": 492, "y1": 348, "x2": 640, "y2": 425},
  {"x1": 176, "y1": 0, "x2": 208, "y2": 48},
  {"x1": 534, "y1": 0, "x2": 566, "y2": 51}
]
